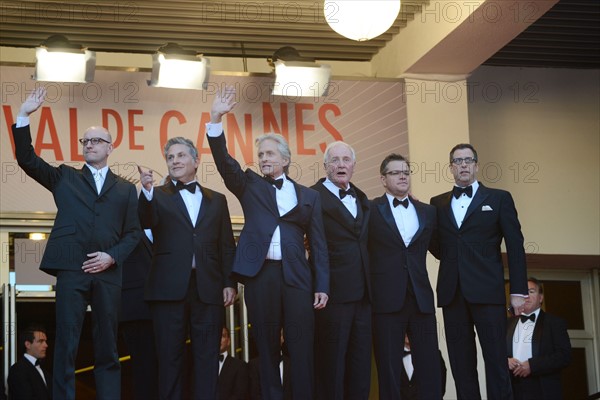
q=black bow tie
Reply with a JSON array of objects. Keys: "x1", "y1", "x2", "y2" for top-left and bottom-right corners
[
  {"x1": 520, "y1": 314, "x2": 536, "y2": 323},
  {"x1": 176, "y1": 181, "x2": 198, "y2": 194},
  {"x1": 339, "y1": 187, "x2": 356, "y2": 199},
  {"x1": 402, "y1": 349, "x2": 411, "y2": 357},
  {"x1": 219, "y1": 354, "x2": 225, "y2": 362},
  {"x1": 35, "y1": 359, "x2": 40, "y2": 366},
  {"x1": 393, "y1": 198, "x2": 409, "y2": 208},
  {"x1": 264, "y1": 176, "x2": 284, "y2": 190},
  {"x1": 453, "y1": 185, "x2": 473, "y2": 199}
]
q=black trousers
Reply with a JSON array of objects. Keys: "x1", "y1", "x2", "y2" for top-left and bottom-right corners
[
  {"x1": 53, "y1": 271, "x2": 121, "y2": 400},
  {"x1": 244, "y1": 260, "x2": 315, "y2": 400},
  {"x1": 151, "y1": 270, "x2": 224, "y2": 400},
  {"x1": 373, "y1": 290, "x2": 442, "y2": 400}
]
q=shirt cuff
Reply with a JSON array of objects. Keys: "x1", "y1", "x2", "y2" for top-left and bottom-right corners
[
  {"x1": 206, "y1": 122, "x2": 224, "y2": 137},
  {"x1": 16, "y1": 116, "x2": 30, "y2": 128},
  {"x1": 141, "y1": 186, "x2": 154, "y2": 201}
]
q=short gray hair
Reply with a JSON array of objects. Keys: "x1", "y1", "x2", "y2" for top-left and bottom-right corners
[
  {"x1": 163, "y1": 137, "x2": 198, "y2": 159},
  {"x1": 255, "y1": 133, "x2": 291, "y2": 173},
  {"x1": 323, "y1": 141, "x2": 356, "y2": 163}
]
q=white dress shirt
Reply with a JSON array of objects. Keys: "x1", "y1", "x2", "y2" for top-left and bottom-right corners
[
  {"x1": 402, "y1": 347, "x2": 414, "y2": 381},
  {"x1": 386, "y1": 193, "x2": 418, "y2": 247},
  {"x1": 206, "y1": 121, "x2": 298, "y2": 260},
  {"x1": 451, "y1": 180, "x2": 480, "y2": 228},
  {"x1": 86, "y1": 164, "x2": 108, "y2": 194},
  {"x1": 323, "y1": 178, "x2": 357, "y2": 218},
  {"x1": 512, "y1": 308, "x2": 541, "y2": 362},
  {"x1": 218, "y1": 350, "x2": 228, "y2": 375}
]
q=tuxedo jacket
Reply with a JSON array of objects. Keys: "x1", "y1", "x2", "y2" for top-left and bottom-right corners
[
  {"x1": 218, "y1": 355, "x2": 249, "y2": 400},
  {"x1": 429, "y1": 183, "x2": 528, "y2": 306},
  {"x1": 7, "y1": 357, "x2": 52, "y2": 400},
  {"x1": 208, "y1": 133, "x2": 329, "y2": 294},
  {"x1": 248, "y1": 356, "x2": 291, "y2": 400},
  {"x1": 138, "y1": 181, "x2": 236, "y2": 302},
  {"x1": 12, "y1": 124, "x2": 140, "y2": 285},
  {"x1": 120, "y1": 234, "x2": 153, "y2": 322},
  {"x1": 310, "y1": 179, "x2": 370, "y2": 303},
  {"x1": 400, "y1": 350, "x2": 447, "y2": 400},
  {"x1": 506, "y1": 310, "x2": 571, "y2": 399},
  {"x1": 368, "y1": 195, "x2": 437, "y2": 314}
]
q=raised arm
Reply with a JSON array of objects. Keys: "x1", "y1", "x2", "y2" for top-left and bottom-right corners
[
  {"x1": 12, "y1": 87, "x2": 62, "y2": 191},
  {"x1": 206, "y1": 87, "x2": 249, "y2": 198}
]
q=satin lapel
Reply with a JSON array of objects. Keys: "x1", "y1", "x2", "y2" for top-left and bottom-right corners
[
  {"x1": 81, "y1": 166, "x2": 97, "y2": 193},
  {"x1": 532, "y1": 310, "x2": 544, "y2": 358},
  {"x1": 357, "y1": 189, "x2": 370, "y2": 237},
  {"x1": 410, "y1": 200, "x2": 426, "y2": 245},
  {"x1": 318, "y1": 185, "x2": 356, "y2": 234},
  {"x1": 462, "y1": 184, "x2": 489, "y2": 226},
  {"x1": 506, "y1": 317, "x2": 518, "y2": 357},
  {"x1": 441, "y1": 192, "x2": 459, "y2": 230},
  {"x1": 376, "y1": 195, "x2": 404, "y2": 244},
  {"x1": 25, "y1": 360, "x2": 47, "y2": 388},
  {"x1": 262, "y1": 175, "x2": 279, "y2": 214},
  {"x1": 195, "y1": 186, "x2": 211, "y2": 227},
  {"x1": 99, "y1": 169, "x2": 117, "y2": 197},
  {"x1": 168, "y1": 182, "x2": 194, "y2": 226}
]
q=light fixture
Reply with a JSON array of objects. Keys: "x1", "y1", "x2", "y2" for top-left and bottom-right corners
[
  {"x1": 148, "y1": 43, "x2": 210, "y2": 90},
  {"x1": 324, "y1": 0, "x2": 401, "y2": 41},
  {"x1": 28, "y1": 233, "x2": 47, "y2": 241},
  {"x1": 34, "y1": 35, "x2": 96, "y2": 83},
  {"x1": 269, "y1": 46, "x2": 331, "y2": 97}
]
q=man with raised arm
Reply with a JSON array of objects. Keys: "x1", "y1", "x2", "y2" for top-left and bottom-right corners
[
  {"x1": 206, "y1": 88, "x2": 329, "y2": 400},
  {"x1": 12, "y1": 87, "x2": 140, "y2": 400}
]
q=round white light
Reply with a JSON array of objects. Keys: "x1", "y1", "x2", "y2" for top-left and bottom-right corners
[{"x1": 324, "y1": 0, "x2": 401, "y2": 41}]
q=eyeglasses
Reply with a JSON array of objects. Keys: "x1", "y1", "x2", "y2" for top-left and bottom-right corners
[
  {"x1": 451, "y1": 157, "x2": 477, "y2": 165},
  {"x1": 383, "y1": 170, "x2": 411, "y2": 176},
  {"x1": 79, "y1": 138, "x2": 111, "y2": 146}
]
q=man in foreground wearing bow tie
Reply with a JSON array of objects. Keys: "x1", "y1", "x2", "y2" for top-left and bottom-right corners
[
  {"x1": 138, "y1": 137, "x2": 236, "y2": 400},
  {"x1": 207, "y1": 88, "x2": 329, "y2": 400},
  {"x1": 369, "y1": 153, "x2": 442, "y2": 399},
  {"x1": 429, "y1": 143, "x2": 528, "y2": 399},
  {"x1": 506, "y1": 277, "x2": 571, "y2": 400},
  {"x1": 311, "y1": 141, "x2": 372, "y2": 400},
  {"x1": 8, "y1": 325, "x2": 52, "y2": 400},
  {"x1": 12, "y1": 88, "x2": 140, "y2": 400}
]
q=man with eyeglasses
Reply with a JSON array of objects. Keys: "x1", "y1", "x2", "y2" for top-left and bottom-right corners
[
  {"x1": 11, "y1": 87, "x2": 140, "y2": 400},
  {"x1": 429, "y1": 143, "x2": 528, "y2": 400},
  {"x1": 310, "y1": 141, "x2": 372, "y2": 400},
  {"x1": 368, "y1": 153, "x2": 442, "y2": 400}
]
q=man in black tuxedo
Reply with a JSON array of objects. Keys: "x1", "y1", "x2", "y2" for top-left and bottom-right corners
[
  {"x1": 507, "y1": 277, "x2": 571, "y2": 400},
  {"x1": 311, "y1": 141, "x2": 371, "y2": 400},
  {"x1": 120, "y1": 229, "x2": 159, "y2": 400},
  {"x1": 12, "y1": 88, "x2": 140, "y2": 400},
  {"x1": 430, "y1": 143, "x2": 528, "y2": 399},
  {"x1": 7, "y1": 325, "x2": 52, "y2": 400},
  {"x1": 206, "y1": 88, "x2": 329, "y2": 400},
  {"x1": 217, "y1": 326, "x2": 249, "y2": 400},
  {"x1": 369, "y1": 153, "x2": 442, "y2": 400},
  {"x1": 400, "y1": 334, "x2": 447, "y2": 400},
  {"x1": 138, "y1": 137, "x2": 236, "y2": 400}
]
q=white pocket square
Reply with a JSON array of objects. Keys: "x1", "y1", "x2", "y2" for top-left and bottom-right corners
[{"x1": 482, "y1": 205, "x2": 493, "y2": 211}]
